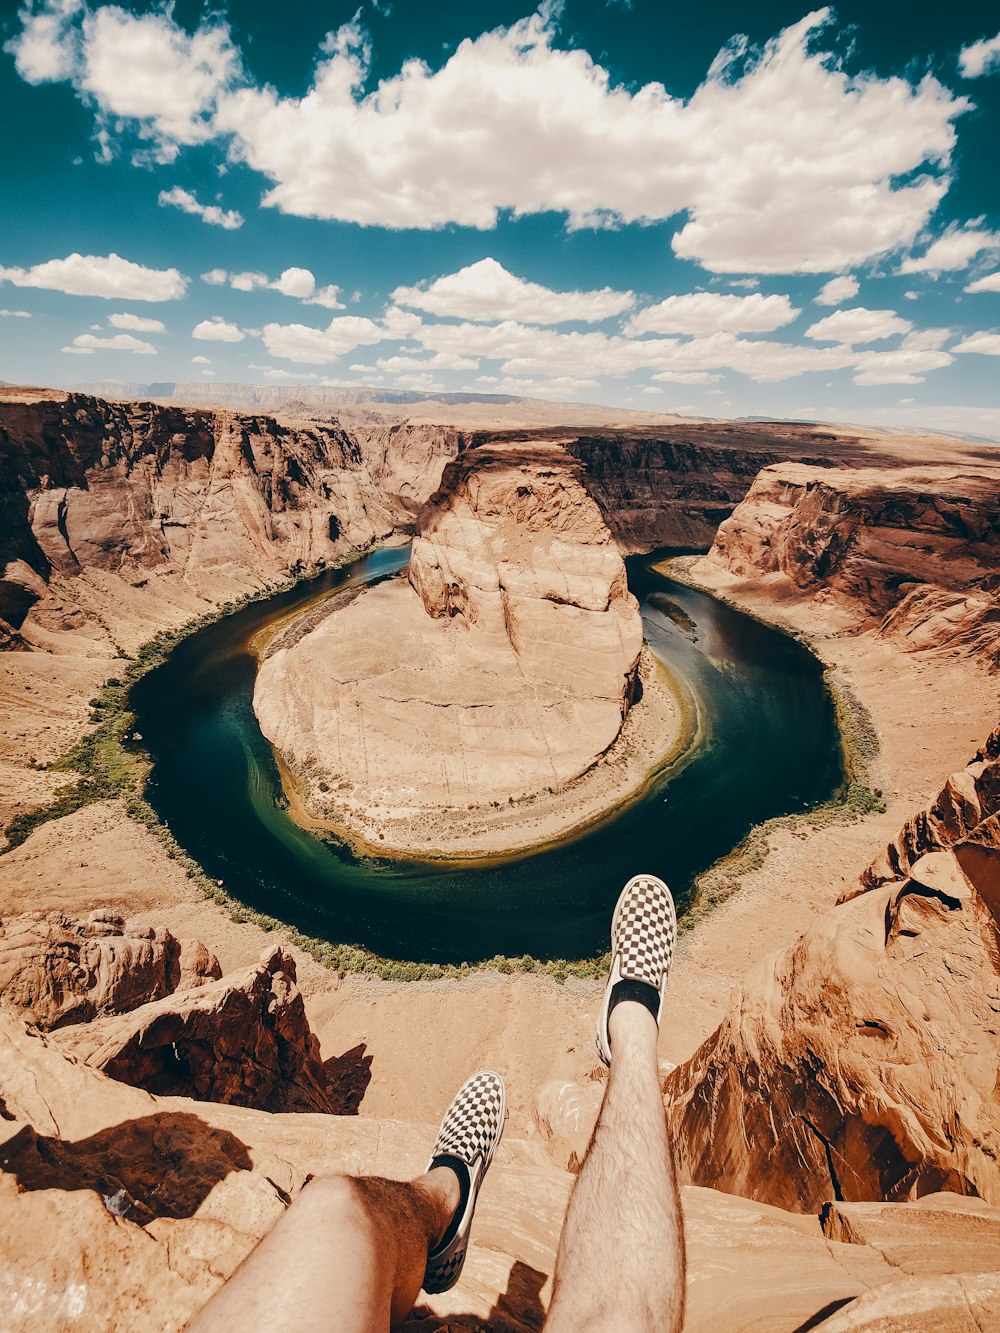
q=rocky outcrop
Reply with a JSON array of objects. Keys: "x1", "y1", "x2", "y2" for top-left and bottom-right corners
[
  {"x1": 253, "y1": 439, "x2": 674, "y2": 858},
  {"x1": 0, "y1": 908, "x2": 332, "y2": 1113},
  {"x1": 860, "y1": 727, "x2": 1000, "y2": 891},
  {"x1": 53, "y1": 945, "x2": 334, "y2": 1114},
  {"x1": 0, "y1": 909, "x2": 220, "y2": 1030},
  {"x1": 703, "y1": 462, "x2": 1000, "y2": 668},
  {"x1": 2, "y1": 1005, "x2": 998, "y2": 1332},
  {"x1": 664, "y1": 728, "x2": 1000, "y2": 1214}
]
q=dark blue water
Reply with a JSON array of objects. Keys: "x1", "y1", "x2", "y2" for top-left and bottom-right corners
[{"x1": 130, "y1": 547, "x2": 845, "y2": 963}]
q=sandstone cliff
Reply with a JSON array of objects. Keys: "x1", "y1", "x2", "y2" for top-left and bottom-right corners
[
  {"x1": 664, "y1": 733, "x2": 1000, "y2": 1213},
  {"x1": 703, "y1": 461, "x2": 1000, "y2": 668},
  {"x1": 253, "y1": 440, "x2": 680, "y2": 858}
]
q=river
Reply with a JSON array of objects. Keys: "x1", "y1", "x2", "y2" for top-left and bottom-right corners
[{"x1": 130, "y1": 546, "x2": 844, "y2": 964}]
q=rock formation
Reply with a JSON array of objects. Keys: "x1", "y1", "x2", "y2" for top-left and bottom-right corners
[
  {"x1": 253, "y1": 439, "x2": 675, "y2": 857},
  {"x1": 0, "y1": 909, "x2": 333, "y2": 1114},
  {"x1": 664, "y1": 732, "x2": 1000, "y2": 1213},
  {"x1": 0, "y1": 909, "x2": 220, "y2": 1030},
  {"x1": 54, "y1": 944, "x2": 334, "y2": 1114},
  {"x1": 860, "y1": 726, "x2": 1000, "y2": 890},
  {"x1": 704, "y1": 461, "x2": 1000, "y2": 668}
]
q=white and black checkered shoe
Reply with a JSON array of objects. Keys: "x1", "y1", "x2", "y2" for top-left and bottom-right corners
[
  {"x1": 422, "y1": 1070, "x2": 507, "y2": 1295},
  {"x1": 595, "y1": 874, "x2": 677, "y2": 1067}
]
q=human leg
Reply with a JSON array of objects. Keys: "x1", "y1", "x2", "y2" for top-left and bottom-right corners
[
  {"x1": 190, "y1": 1070, "x2": 506, "y2": 1333},
  {"x1": 545, "y1": 875, "x2": 686, "y2": 1333},
  {"x1": 188, "y1": 1167, "x2": 459, "y2": 1333}
]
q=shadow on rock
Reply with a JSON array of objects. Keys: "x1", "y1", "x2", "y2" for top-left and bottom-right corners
[
  {"x1": 403, "y1": 1259, "x2": 548, "y2": 1331},
  {"x1": 0, "y1": 1110, "x2": 252, "y2": 1225},
  {"x1": 324, "y1": 1042, "x2": 373, "y2": 1115}
]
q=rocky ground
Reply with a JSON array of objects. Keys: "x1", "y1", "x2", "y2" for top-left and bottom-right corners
[{"x1": 1, "y1": 388, "x2": 999, "y2": 1328}]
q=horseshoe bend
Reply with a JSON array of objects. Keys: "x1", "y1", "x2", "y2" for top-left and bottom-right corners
[{"x1": 253, "y1": 439, "x2": 682, "y2": 858}]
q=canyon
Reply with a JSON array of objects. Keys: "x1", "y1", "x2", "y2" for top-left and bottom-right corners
[{"x1": 1, "y1": 383, "x2": 999, "y2": 1330}]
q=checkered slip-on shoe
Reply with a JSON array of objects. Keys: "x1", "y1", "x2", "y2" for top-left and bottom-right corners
[
  {"x1": 422, "y1": 1070, "x2": 507, "y2": 1295},
  {"x1": 595, "y1": 874, "x2": 677, "y2": 1068}
]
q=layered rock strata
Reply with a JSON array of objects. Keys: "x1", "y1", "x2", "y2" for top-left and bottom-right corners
[
  {"x1": 664, "y1": 732, "x2": 1000, "y2": 1213},
  {"x1": 703, "y1": 461, "x2": 1000, "y2": 668},
  {"x1": 254, "y1": 440, "x2": 677, "y2": 857}
]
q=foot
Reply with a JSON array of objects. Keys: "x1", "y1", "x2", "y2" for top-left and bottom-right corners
[
  {"x1": 595, "y1": 874, "x2": 677, "y2": 1067},
  {"x1": 422, "y1": 1070, "x2": 507, "y2": 1295}
]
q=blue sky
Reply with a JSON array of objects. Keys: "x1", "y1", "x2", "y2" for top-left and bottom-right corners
[{"x1": 1, "y1": 0, "x2": 999, "y2": 436}]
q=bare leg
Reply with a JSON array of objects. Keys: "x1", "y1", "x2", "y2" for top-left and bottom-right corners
[
  {"x1": 545, "y1": 1002, "x2": 686, "y2": 1333},
  {"x1": 189, "y1": 1166, "x2": 459, "y2": 1333}
]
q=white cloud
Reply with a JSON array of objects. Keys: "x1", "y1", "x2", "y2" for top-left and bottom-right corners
[
  {"x1": 260, "y1": 315, "x2": 385, "y2": 363},
  {"x1": 158, "y1": 185, "x2": 242, "y2": 229},
  {"x1": 273, "y1": 267, "x2": 314, "y2": 299},
  {"x1": 192, "y1": 317, "x2": 244, "y2": 342},
  {"x1": 625, "y1": 291, "x2": 798, "y2": 336},
  {"x1": 815, "y1": 275, "x2": 859, "y2": 305},
  {"x1": 5, "y1": 0, "x2": 81, "y2": 84},
  {"x1": 191, "y1": 354, "x2": 212, "y2": 364},
  {"x1": 805, "y1": 307, "x2": 912, "y2": 344},
  {"x1": 63, "y1": 331, "x2": 157, "y2": 354},
  {"x1": 651, "y1": 370, "x2": 722, "y2": 384},
  {"x1": 952, "y1": 332, "x2": 1000, "y2": 356},
  {"x1": 0, "y1": 308, "x2": 31, "y2": 318},
  {"x1": 898, "y1": 223, "x2": 1000, "y2": 274},
  {"x1": 392, "y1": 258, "x2": 633, "y2": 324},
  {"x1": 248, "y1": 363, "x2": 321, "y2": 381},
  {"x1": 727, "y1": 278, "x2": 759, "y2": 290},
  {"x1": 475, "y1": 373, "x2": 599, "y2": 398},
  {"x1": 377, "y1": 351, "x2": 479, "y2": 372},
  {"x1": 81, "y1": 6, "x2": 240, "y2": 150},
  {"x1": 199, "y1": 266, "x2": 344, "y2": 307},
  {"x1": 0, "y1": 251, "x2": 186, "y2": 301},
  {"x1": 965, "y1": 271, "x2": 1000, "y2": 295},
  {"x1": 958, "y1": 33, "x2": 1000, "y2": 79},
  {"x1": 15, "y1": 6, "x2": 968, "y2": 274},
  {"x1": 108, "y1": 311, "x2": 165, "y2": 332},
  {"x1": 851, "y1": 328, "x2": 953, "y2": 385}
]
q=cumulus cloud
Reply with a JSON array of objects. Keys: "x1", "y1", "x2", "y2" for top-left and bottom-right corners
[
  {"x1": 200, "y1": 266, "x2": 343, "y2": 307},
  {"x1": 958, "y1": 33, "x2": 1000, "y2": 79},
  {"x1": 0, "y1": 251, "x2": 186, "y2": 300},
  {"x1": 965, "y1": 271, "x2": 1000, "y2": 295},
  {"x1": 952, "y1": 332, "x2": 1000, "y2": 356},
  {"x1": 377, "y1": 351, "x2": 480, "y2": 372},
  {"x1": 392, "y1": 258, "x2": 633, "y2": 324},
  {"x1": 260, "y1": 315, "x2": 386, "y2": 363},
  {"x1": 248, "y1": 363, "x2": 321, "y2": 382},
  {"x1": 851, "y1": 329, "x2": 953, "y2": 384},
  {"x1": 9, "y1": 5, "x2": 969, "y2": 273},
  {"x1": 476, "y1": 373, "x2": 599, "y2": 398},
  {"x1": 192, "y1": 316, "x2": 244, "y2": 342},
  {"x1": 625, "y1": 291, "x2": 798, "y2": 336},
  {"x1": 898, "y1": 223, "x2": 1000, "y2": 274},
  {"x1": 191, "y1": 354, "x2": 212, "y2": 364},
  {"x1": 5, "y1": 0, "x2": 81, "y2": 83},
  {"x1": 0, "y1": 308, "x2": 32, "y2": 318},
  {"x1": 805, "y1": 307, "x2": 912, "y2": 344},
  {"x1": 108, "y1": 311, "x2": 165, "y2": 332},
  {"x1": 158, "y1": 185, "x2": 242, "y2": 229},
  {"x1": 62, "y1": 331, "x2": 157, "y2": 354},
  {"x1": 815, "y1": 275, "x2": 860, "y2": 305}
]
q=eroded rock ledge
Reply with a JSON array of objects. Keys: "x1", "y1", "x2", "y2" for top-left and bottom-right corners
[{"x1": 254, "y1": 440, "x2": 680, "y2": 858}]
